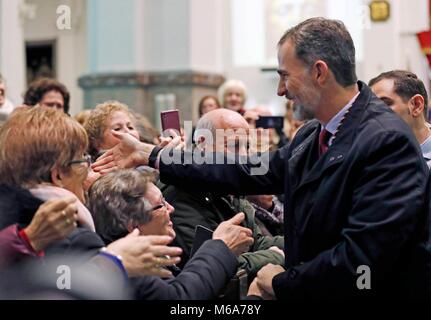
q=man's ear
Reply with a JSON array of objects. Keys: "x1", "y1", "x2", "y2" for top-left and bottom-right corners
[
  {"x1": 50, "y1": 166, "x2": 64, "y2": 188},
  {"x1": 313, "y1": 60, "x2": 329, "y2": 86},
  {"x1": 410, "y1": 94, "x2": 425, "y2": 118}
]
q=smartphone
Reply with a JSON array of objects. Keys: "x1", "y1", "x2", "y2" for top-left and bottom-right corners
[
  {"x1": 255, "y1": 116, "x2": 284, "y2": 129},
  {"x1": 190, "y1": 225, "x2": 214, "y2": 258},
  {"x1": 161, "y1": 110, "x2": 181, "y2": 134}
]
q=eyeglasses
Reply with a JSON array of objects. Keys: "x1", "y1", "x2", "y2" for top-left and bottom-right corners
[
  {"x1": 67, "y1": 155, "x2": 92, "y2": 167},
  {"x1": 148, "y1": 197, "x2": 169, "y2": 213}
]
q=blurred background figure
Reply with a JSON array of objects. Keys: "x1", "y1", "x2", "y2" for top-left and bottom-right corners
[
  {"x1": 284, "y1": 100, "x2": 314, "y2": 142},
  {"x1": 218, "y1": 79, "x2": 247, "y2": 115},
  {"x1": 198, "y1": 95, "x2": 221, "y2": 119},
  {"x1": 244, "y1": 106, "x2": 288, "y2": 152},
  {"x1": 0, "y1": 74, "x2": 15, "y2": 122},
  {"x1": 133, "y1": 112, "x2": 161, "y2": 145},
  {"x1": 74, "y1": 109, "x2": 93, "y2": 127},
  {"x1": 23, "y1": 78, "x2": 70, "y2": 114}
]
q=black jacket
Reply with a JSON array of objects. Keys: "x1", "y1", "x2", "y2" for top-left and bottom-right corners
[{"x1": 159, "y1": 82, "x2": 431, "y2": 299}]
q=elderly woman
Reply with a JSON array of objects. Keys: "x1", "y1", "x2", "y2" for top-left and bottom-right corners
[
  {"x1": 88, "y1": 169, "x2": 254, "y2": 300},
  {"x1": 217, "y1": 79, "x2": 247, "y2": 115},
  {"x1": 85, "y1": 101, "x2": 141, "y2": 162},
  {"x1": 0, "y1": 107, "x2": 182, "y2": 283}
]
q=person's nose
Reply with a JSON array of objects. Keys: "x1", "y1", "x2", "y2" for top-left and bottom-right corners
[
  {"x1": 166, "y1": 201, "x2": 174, "y2": 215},
  {"x1": 277, "y1": 79, "x2": 286, "y2": 97}
]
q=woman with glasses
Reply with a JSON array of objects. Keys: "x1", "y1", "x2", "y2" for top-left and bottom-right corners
[
  {"x1": 0, "y1": 107, "x2": 182, "y2": 293},
  {"x1": 88, "y1": 169, "x2": 255, "y2": 300}
]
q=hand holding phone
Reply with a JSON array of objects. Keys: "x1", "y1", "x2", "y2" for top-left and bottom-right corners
[
  {"x1": 190, "y1": 225, "x2": 214, "y2": 258},
  {"x1": 161, "y1": 110, "x2": 181, "y2": 137}
]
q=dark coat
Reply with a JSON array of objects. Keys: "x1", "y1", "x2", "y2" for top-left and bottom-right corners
[
  {"x1": 160, "y1": 183, "x2": 284, "y2": 277},
  {"x1": 159, "y1": 82, "x2": 431, "y2": 299},
  {"x1": 131, "y1": 239, "x2": 237, "y2": 300}
]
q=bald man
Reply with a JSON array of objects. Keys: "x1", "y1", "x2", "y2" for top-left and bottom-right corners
[{"x1": 160, "y1": 109, "x2": 285, "y2": 277}]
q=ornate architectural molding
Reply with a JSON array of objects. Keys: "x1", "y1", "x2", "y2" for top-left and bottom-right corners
[{"x1": 78, "y1": 70, "x2": 225, "y2": 89}]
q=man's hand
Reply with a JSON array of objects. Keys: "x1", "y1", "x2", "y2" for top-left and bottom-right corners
[
  {"x1": 106, "y1": 229, "x2": 183, "y2": 278},
  {"x1": 92, "y1": 130, "x2": 153, "y2": 173},
  {"x1": 247, "y1": 278, "x2": 276, "y2": 300},
  {"x1": 256, "y1": 263, "x2": 285, "y2": 297},
  {"x1": 213, "y1": 212, "x2": 254, "y2": 256}
]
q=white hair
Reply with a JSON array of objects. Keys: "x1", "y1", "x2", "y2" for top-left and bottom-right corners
[{"x1": 217, "y1": 79, "x2": 247, "y2": 107}]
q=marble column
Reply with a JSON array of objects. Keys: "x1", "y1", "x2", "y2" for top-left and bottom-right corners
[{"x1": 79, "y1": 0, "x2": 226, "y2": 128}]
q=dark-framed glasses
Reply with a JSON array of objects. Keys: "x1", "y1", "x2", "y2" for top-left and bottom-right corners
[{"x1": 67, "y1": 154, "x2": 92, "y2": 167}]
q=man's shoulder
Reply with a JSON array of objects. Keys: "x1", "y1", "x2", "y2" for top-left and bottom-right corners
[
  {"x1": 289, "y1": 119, "x2": 320, "y2": 147},
  {"x1": 359, "y1": 95, "x2": 417, "y2": 141}
]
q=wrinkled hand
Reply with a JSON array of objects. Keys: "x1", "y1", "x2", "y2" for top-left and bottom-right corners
[
  {"x1": 213, "y1": 212, "x2": 254, "y2": 256},
  {"x1": 256, "y1": 263, "x2": 285, "y2": 297},
  {"x1": 106, "y1": 229, "x2": 183, "y2": 278},
  {"x1": 24, "y1": 197, "x2": 78, "y2": 252},
  {"x1": 92, "y1": 130, "x2": 153, "y2": 173},
  {"x1": 247, "y1": 278, "x2": 276, "y2": 300},
  {"x1": 268, "y1": 246, "x2": 285, "y2": 258}
]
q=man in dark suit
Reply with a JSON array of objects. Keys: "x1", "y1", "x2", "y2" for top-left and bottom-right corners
[{"x1": 93, "y1": 18, "x2": 431, "y2": 299}]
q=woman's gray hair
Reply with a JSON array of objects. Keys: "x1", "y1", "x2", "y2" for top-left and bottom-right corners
[{"x1": 87, "y1": 169, "x2": 156, "y2": 244}]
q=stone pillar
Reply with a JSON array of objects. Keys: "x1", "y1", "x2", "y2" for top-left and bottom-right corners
[{"x1": 79, "y1": 0, "x2": 226, "y2": 128}]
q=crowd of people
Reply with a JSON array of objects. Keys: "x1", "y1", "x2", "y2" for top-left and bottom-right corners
[{"x1": 1, "y1": 17, "x2": 431, "y2": 300}]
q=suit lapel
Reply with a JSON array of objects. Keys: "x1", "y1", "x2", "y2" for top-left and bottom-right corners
[{"x1": 289, "y1": 81, "x2": 372, "y2": 195}]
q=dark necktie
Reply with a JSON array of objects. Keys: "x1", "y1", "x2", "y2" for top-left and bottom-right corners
[{"x1": 319, "y1": 129, "x2": 332, "y2": 156}]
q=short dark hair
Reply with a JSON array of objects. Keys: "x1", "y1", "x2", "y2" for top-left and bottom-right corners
[
  {"x1": 88, "y1": 169, "x2": 156, "y2": 244},
  {"x1": 369, "y1": 70, "x2": 429, "y2": 117},
  {"x1": 278, "y1": 17, "x2": 357, "y2": 87},
  {"x1": 23, "y1": 78, "x2": 70, "y2": 114}
]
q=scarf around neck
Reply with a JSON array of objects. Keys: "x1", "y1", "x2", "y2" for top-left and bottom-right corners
[{"x1": 29, "y1": 185, "x2": 95, "y2": 232}]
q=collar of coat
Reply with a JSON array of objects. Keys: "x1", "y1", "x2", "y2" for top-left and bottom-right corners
[{"x1": 287, "y1": 81, "x2": 377, "y2": 191}]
